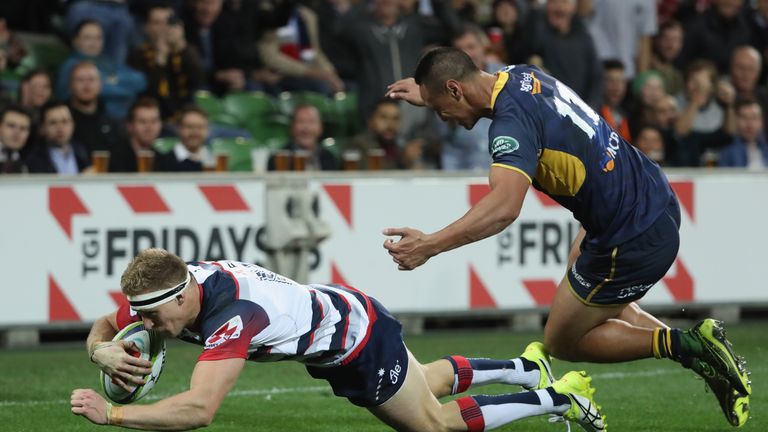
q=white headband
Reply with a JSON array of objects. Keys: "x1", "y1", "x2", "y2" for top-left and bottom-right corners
[{"x1": 128, "y1": 272, "x2": 191, "y2": 311}]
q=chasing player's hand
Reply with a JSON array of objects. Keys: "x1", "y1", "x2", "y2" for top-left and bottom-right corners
[
  {"x1": 385, "y1": 78, "x2": 425, "y2": 107},
  {"x1": 382, "y1": 227, "x2": 436, "y2": 270},
  {"x1": 70, "y1": 388, "x2": 109, "y2": 425},
  {"x1": 91, "y1": 341, "x2": 152, "y2": 391}
]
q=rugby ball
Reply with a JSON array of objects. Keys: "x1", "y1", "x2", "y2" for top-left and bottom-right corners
[{"x1": 100, "y1": 321, "x2": 166, "y2": 404}]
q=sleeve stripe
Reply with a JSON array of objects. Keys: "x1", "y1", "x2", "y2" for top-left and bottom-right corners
[{"x1": 491, "y1": 163, "x2": 533, "y2": 183}]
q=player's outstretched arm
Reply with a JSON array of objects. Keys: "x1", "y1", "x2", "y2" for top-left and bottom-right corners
[
  {"x1": 71, "y1": 358, "x2": 246, "y2": 430},
  {"x1": 383, "y1": 166, "x2": 529, "y2": 270},
  {"x1": 87, "y1": 311, "x2": 152, "y2": 391},
  {"x1": 385, "y1": 78, "x2": 425, "y2": 107}
]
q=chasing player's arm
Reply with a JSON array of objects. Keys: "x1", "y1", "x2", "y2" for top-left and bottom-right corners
[
  {"x1": 110, "y1": 358, "x2": 246, "y2": 430},
  {"x1": 430, "y1": 165, "x2": 530, "y2": 254}
]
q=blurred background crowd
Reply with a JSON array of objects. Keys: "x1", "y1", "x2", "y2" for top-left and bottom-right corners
[{"x1": 0, "y1": 0, "x2": 767, "y2": 175}]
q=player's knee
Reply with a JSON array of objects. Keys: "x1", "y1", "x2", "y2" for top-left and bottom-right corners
[{"x1": 544, "y1": 333, "x2": 579, "y2": 361}]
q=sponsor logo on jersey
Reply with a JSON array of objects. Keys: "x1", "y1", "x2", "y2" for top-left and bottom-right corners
[
  {"x1": 205, "y1": 315, "x2": 243, "y2": 349},
  {"x1": 600, "y1": 131, "x2": 621, "y2": 172},
  {"x1": 491, "y1": 136, "x2": 520, "y2": 158},
  {"x1": 519, "y1": 71, "x2": 541, "y2": 95}
]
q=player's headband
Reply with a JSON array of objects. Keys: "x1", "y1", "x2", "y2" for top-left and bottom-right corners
[{"x1": 128, "y1": 272, "x2": 191, "y2": 311}]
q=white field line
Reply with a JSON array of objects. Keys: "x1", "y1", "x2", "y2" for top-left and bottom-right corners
[{"x1": 0, "y1": 369, "x2": 684, "y2": 409}]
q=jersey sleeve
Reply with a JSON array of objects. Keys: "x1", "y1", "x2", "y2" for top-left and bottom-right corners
[
  {"x1": 198, "y1": 300, "x2": 270, "y2": 362},
  {"x1": 488, "y1": 112, "x2": 541, "y2": 183},
  {"x1": 115, "y1": 303, "x2": 140, "y2": 330}
]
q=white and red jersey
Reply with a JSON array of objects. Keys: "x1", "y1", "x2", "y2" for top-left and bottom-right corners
[{"x1": 116, "y1": 261, "x2": 377, "y2": 367}]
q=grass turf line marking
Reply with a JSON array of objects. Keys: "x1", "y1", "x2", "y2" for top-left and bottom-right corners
[{"x1": 0, "y1": 369, "x2": 686, "y2": 408}]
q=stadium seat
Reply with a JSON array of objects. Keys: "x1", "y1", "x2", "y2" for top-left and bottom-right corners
[
  {"x1": 16, "y1": 40, "x2": 70, "y2": 76},
  {"x1": 194, "y1": 90, "x2": 225, "y2": 117},
  {"x1": 329, "y1": 92, "x2": 361, "y2": 137},
  {"x1": 153, "y1": 137, "x2": 177, "y2": 154},
  {"x1": 210, "y1": 136, "x2": 258, "y2": 172},
  {"x1": 223, "y1": 92, "x2": 277, "y2": 124},
  {"x1": 246, "y1": 118, "x2": 290, "y2": 145}
]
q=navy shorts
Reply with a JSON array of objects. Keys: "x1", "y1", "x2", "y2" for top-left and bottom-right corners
[
  {"x1": 567, "y1": 196, "x2": 681, "y2": 306},
  {"x1": 305, "y1": 297, "x2": 408, "y2": 407}
]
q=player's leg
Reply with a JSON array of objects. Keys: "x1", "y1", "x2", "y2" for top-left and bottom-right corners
[
  {"x1": 420, "y1": 342, "x2": 554, "y2": 399},
  {"x1": 369, "y1": 350, "x2": 605, "y2": 432}
]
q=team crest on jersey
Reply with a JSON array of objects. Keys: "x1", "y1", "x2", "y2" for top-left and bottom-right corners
[
  {"x1": 491, "y1": 136, "x2": 520, "y2": 158},
  {"x1": 205, "y1": 315, "x2": 243, "y2": 349}
]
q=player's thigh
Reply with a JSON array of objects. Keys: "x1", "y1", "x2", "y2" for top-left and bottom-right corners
[
  {"x1": 543, "y1": 276, "x2": 625, "y2": 359},
  {"x1": 368, "y1": 351, "x2": 462, "y2": 432}
]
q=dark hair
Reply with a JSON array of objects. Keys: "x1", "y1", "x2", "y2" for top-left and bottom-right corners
[
  {"x1": 72, "y1": 19, "x2": 101, "y2": 39},
  {"x1": 177, "y1": 105, "x2": 208, "y2": 123},
  {"x1": 414, "y1": 47, "x2": 480, "y2": 93},
  {"x1": 0, "y1": 104, "x2": 31, "y2": 123},
  {"x1": 40, "y1": 100, "x2": 70, "y2": 121},
  {"x1": 21, "y1": 69, "x2": 50, "y2": 85},
  {"x1": 734, "y1": 97, "x2": 761, "y2": 114},
  {"x1": 451, "y1": 23, "x2": 488, "y2": 45},
  {"x1": 684, "y1": 59, "x2": 717, "y2": 84},
  {"x1": 128, "y1": 97, "x2": 161, "y2": 122},
  {"x1": 603, "y1": 59, "x2": 625, "y2": 72},
  {"x1": 369, "y1": 98, "x2": 399, "y2": 118},
  {"x1": 659, "y1": 19, "x2": 682, "y2": 34}
]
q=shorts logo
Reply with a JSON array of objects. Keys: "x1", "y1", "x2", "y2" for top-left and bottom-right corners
[
  {"x1": 491, "y1": 136, "x2": 520, "y2": 158},
  {"x1": 205, "y1": 315, "x2": 243, "y2": 349},
  {"x1": 617, "y1": 283, "x2": 654, "y2": 299},
  {"x1": 389, "y1": 360, "x2": 402, "y2": 384},
  {"x1": 571, "y1": 265, "x2": 592, "y2": 289}
]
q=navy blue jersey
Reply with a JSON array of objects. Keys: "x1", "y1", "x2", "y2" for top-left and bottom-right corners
[{"x1": 488, "y1": 65, "x2": 673, "y2": 247}]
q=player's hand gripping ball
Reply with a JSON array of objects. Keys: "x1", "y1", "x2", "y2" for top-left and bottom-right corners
[{"x1": 100, "y1": 321, "x2": 166, "y2": 403}]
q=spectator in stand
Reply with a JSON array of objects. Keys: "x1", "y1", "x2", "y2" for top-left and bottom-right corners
[
  {"x1": 128, "y1": 5, "x2": 204, "y2": 120},
  {"x1": 680, "y1": 0, "x2": 753, "y2": 74},
  {"x1": 155, "y1": 106, "x2": 209, "y2": 172},
  {"x1": 345, "y1": 99, "x2": 401, "y2": 170},
  {"x1": 184, "y1": 0, "x2": 259, "y2": 95},
  {"x1": 719, "y1": 98, "x2": 768, "y2": 168},
  {"x1": 268, "y1": 104, "x2": 339, "y2": 171},
  {"x1": 256, "y1": 4, "x2": 344, "y2": 95},
  {"x1": 0, "y1": 17, "x2": 26, "y2": 69},
  {"x1": 124, "y1": 97, "x2": 163, "y2": 172},
  {"x1": 581, "y1": 0, "x2": 658, "y2": 79},
  {"x1": 633, "y1": 124, "x2": 667, "y2": 164},
  {"x1": 0, "y1": 104, "x2": 31, "y2": 173},
  {"x1": 727, "y1": 46, "x2": 768, "y2": 129},
  {"x1": 485, "y1": 0, "x2": 530, "y2": 65},
  {"x1": 600, "y1": 59, "x2": 632, "y2": 141},
  {"x1": 18, "y1": 69, "x2": 52, "y2": 128},
  {"x1": 437, "y1": 25, "x2": 501, "y2": 171},
  {"x1": 651, "y1": 20, "x2": 685, "y2": 97},
  {"x1": 675, "y1": 59, "x2": 737, "y2": 166},
  {"x1": 629, "y1": 70, "x2": 667, "y2": 136},
  {"x1": 66, "y1": 0, "x2": 134, "y2": 64},
  {"x1": 749, "y1": 0, "x2": 768, "y2": 67},
  {"x1": 57, "y1": 20, "x2": 146, "y2": 119},
  {"x1": 337, "y1": 0, "x2": 462, "y2": 117},
  {"x1": 66, "y1": 61, "x2": 134, "y2": 172},
  {"x1": 649, "y1": 94, "x2": 684, "y2": 165},
  {"x1": 27, "y1": 101, "x2": 91, "y2": 175},
  {"x1": 528, "y1": 0, "x2": 602, "y2": 108}
]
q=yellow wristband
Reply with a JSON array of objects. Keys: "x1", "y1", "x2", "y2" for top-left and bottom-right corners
[{"x1": 112, "y1": 405, "x2": 124, "y2": 426}]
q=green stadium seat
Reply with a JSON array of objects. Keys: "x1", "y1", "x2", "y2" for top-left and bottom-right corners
[
  {"x1": 329, "y1": 91, "x2": 361, "y2": 137},
  {"x1": 153, "y1": 137, "x2": 177, "y2": 154},
  {"x1": 194, "y1": 90, "x2": 225, "y2": 117},
  {"x1": 16, "y1": 41, "x2": 70, "y2": 77},
  {"x1": 210, "y1": 136, "x2": 258, "y2": 171},
  {"x1": 246, "y1": 118, "x2": 290, "y2": 144},
  {"x1": 223, "y1": 92, "x2": 277, "y2": 125}
]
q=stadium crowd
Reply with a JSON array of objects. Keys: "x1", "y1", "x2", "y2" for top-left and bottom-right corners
[{"x1": 0, "y1": 0, "x2": 767, "y2": 174}]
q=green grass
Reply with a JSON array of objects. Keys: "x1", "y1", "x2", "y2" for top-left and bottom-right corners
[{"x1": 1, "y1": 322, "x2": 765, "y2": 431}]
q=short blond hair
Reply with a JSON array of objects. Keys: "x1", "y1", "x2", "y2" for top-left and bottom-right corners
[{"x1": 121, "y1": 248, "x2": 188, "y2": 296}]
